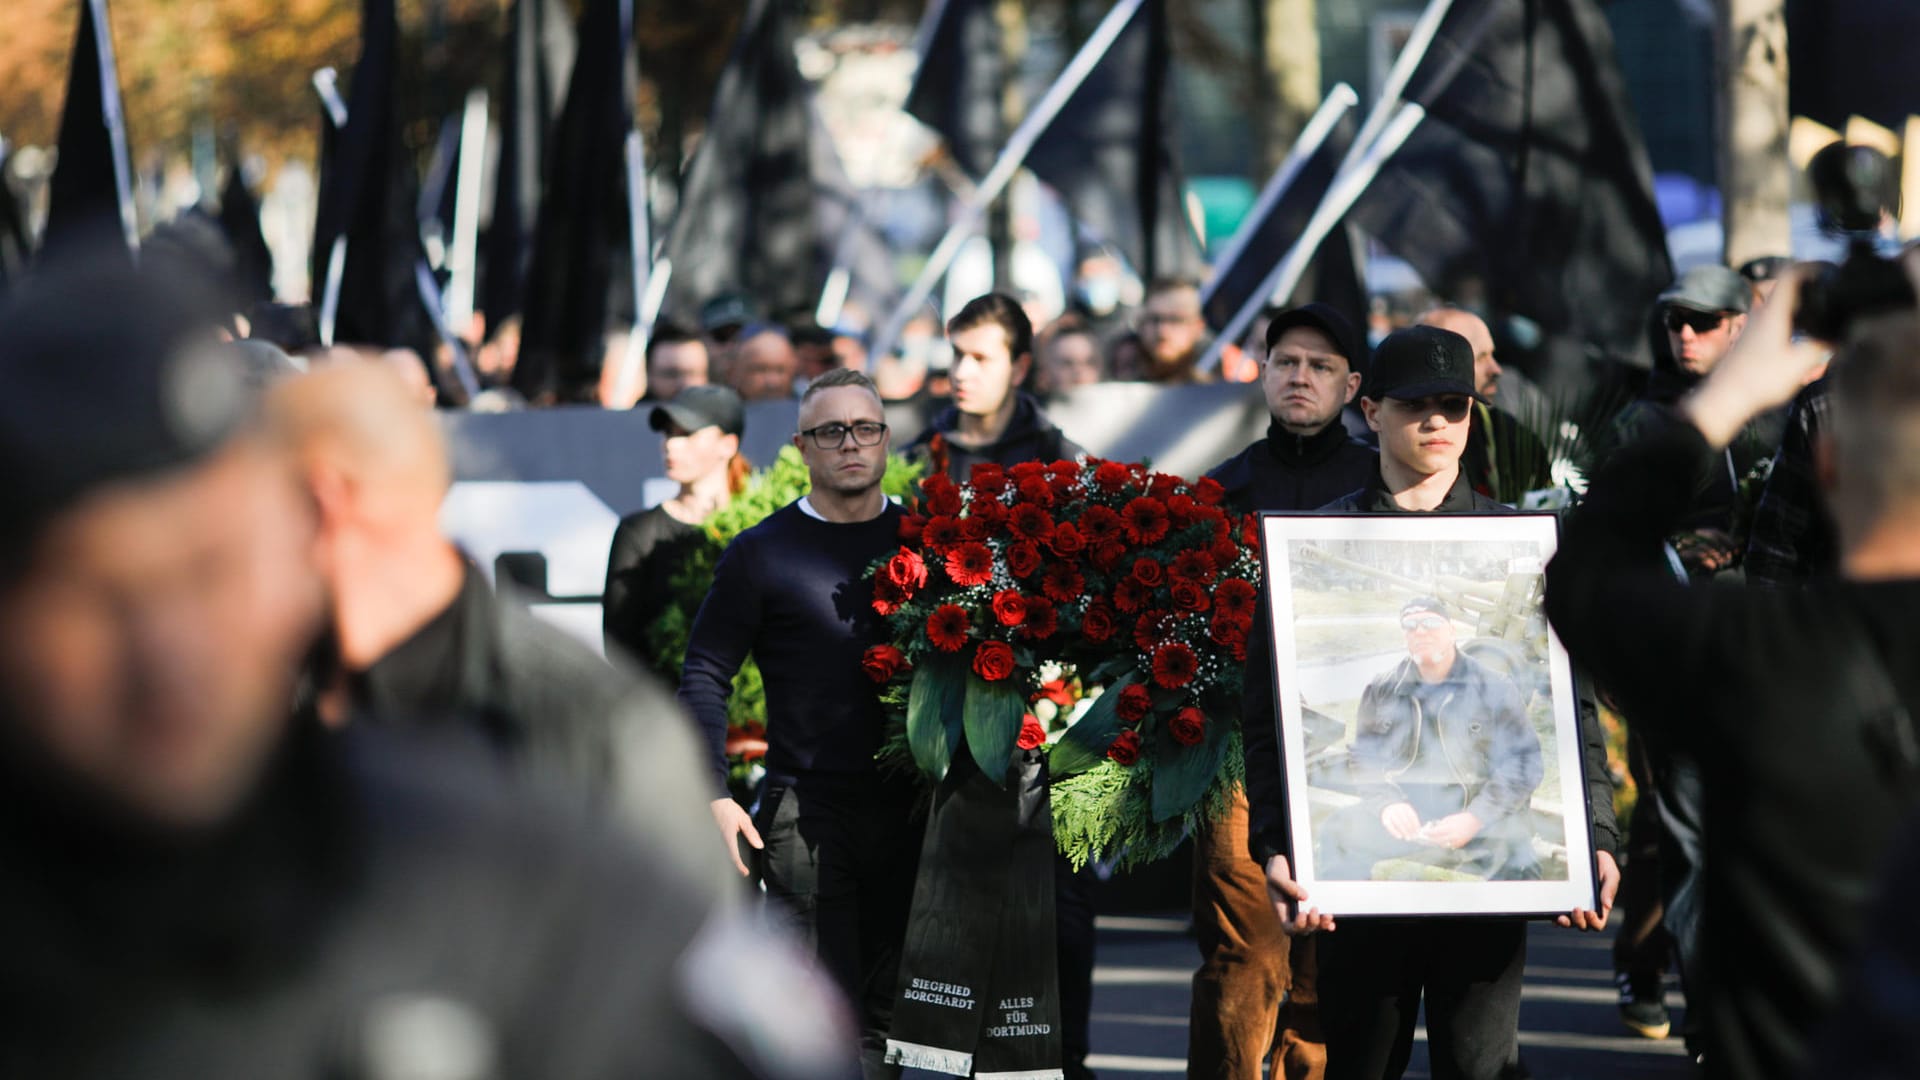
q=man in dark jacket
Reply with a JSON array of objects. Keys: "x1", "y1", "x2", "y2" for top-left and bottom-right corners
[
  {"x1": 1248, "y1": 325, "x2": 1620, "y2": 1080},
  {"x1": 1320, "y1": 598, "x2": 1543, "y2": 882},
  {"x1": 265, "y1": 361, "x2": 732, "y2": 889},
  {"x1": 0, "y1": 258, "x2": 844, "y2": 1080},
  {"x1": 907, "y1": 293, "x2": 1083, "y2": 476},
  {"x1": 1546, "y1": 265, "x2": 1920, "y2": 1080},
  {"x1": 1192, "y1": 302, "x2": 1375, "y2": 1080}
]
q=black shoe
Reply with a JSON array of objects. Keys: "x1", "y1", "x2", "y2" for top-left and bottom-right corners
[{"x1": 1616, "y1": 971, "x2": 1671, "y2": 1039}]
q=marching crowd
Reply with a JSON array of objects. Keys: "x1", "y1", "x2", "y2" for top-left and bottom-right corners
[{"x1": 3, "y1": 213, "x2": 1920, "y2": 1080}]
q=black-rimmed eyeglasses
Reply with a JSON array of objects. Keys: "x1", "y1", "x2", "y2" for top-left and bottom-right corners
[{"x1": 800, "y1": 421, "x2": 888, "y2": 449}]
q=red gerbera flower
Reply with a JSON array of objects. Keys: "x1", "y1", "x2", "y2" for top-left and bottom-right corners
[
  {"x1": 1194, "y1": 477, "x2": 1226, "y2": 506},
  {"x1": 1113, "y1": 577, "x2": 1150, "y2": 613},
  {"x1": 1049, "y1": 522, "x2": 1086, "y2": 559},
  {"x1": 1019, "y1": 597, "x2": 1059, "y2": 641},
  {"x1": 925, "y1": 476, "x2": 963, "y2": 518},
  {"x1": 1091, "y1": 541, "x2": 1129, "y2": 573},
  {"x1": 1152, "y1": 642, "x2": 1199, "y2": 689},
  {"x1": 1215, "y1": 578, "x2": 1258, "y2": 621},
  {"x1": 1241, "y1": 513, "x2": 1263, "y2": 550},
  {"x1": 969, "y1": 462, "x2": 1009, "y2": 496},
  {"x1": 1122, "y1": 497, "x2": 1171, "y2": 545},
  {"x1": 1046, "y1": 466, "x2": 1080, "y2": 497},
  {"x1": 1093, "y1": 461, "x2": 1131, "y2": 493},
  {"x1": 1079, "y1": 505, "x2": 1124, "y2": 544},
  {"x1": 926, "y1": 604, "x2": 971, "y2": 651},
  {"x1": 1166, "y1": 494, "x2": 1198, "y2": 528},
  {"x1": 1009, "y1": 503, "x2": 1056, "y2": 542},
  {"x1": 1009, "y1": 461, "x2": 1047, "y2": 482},
  {"x1": 992, "y1": 589, "x2": 1028, "y2": 627},
  {"x1": 1006, "y1": 541, "x2": 1043, "y2": 579},
  {"x1": 923, "y1": 515, "x2": 962, "y2": 553},
  {"x1": 1134, "y1": 609, "x2": 1176, "y2": 653},
  {"x1": 1170, "y1": 549, "x2": 1217, "y2": 585},
  {"x1": 1016, "y1": 476, "x2": 1055, "y2": 507},
  {"x1": 1209, "y1": 536, "x2": 1242, "y2": 570},
  {"x1": 1146, "y1": 473, "x2": 1182, "y2": 501},
  {"x1": 945, "y1": 542, "x2": 995, "y2": 587},
  {"x1": 1042, "y1": 562, "x2": 1086, "y2": 604}
]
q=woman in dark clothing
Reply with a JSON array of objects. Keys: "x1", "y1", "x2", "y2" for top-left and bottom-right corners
[{"x1": 603, "y1": 385, "x2": 749, "y2": 676}]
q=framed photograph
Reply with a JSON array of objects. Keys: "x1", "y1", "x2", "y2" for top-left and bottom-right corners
[{"x1": 1259, "y1": 513, "x2": 1598, "y2": 918}]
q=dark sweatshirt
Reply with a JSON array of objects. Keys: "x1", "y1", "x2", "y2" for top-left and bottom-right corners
[
  {"x1": 1206, "y1": 418, "x2": 1378, "y2": 516},
  {"x1": 1545, "y1": 408, "x2": 1920, "y2": 1080},
  {"x1": 677, "y1": 500, "x2": 905, "y2": 795},
  {"x1": 907, "y1": 391, "x2": 1083, "y2": 480}
]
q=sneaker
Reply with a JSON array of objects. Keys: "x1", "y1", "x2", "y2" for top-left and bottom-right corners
[{"x1": 1616, "y1": 971, "x2": 1672, "y2": 1039}]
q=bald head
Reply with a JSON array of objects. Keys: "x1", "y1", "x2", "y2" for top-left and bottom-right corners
[
  {"x1": 264, "y1": 360, "x2": 451, "y2": 532},
  {"x1": 1418, "y1": 307, "x2": 1501, "y2": 398}
]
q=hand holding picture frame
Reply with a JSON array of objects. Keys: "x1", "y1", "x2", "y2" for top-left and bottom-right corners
[{"x1": 1258, "y1": 512, "x2": 1599, "y2": 918}]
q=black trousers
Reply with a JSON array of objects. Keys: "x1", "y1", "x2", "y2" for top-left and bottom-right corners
[
  {"x1": 1055, "y1": 853, "x2": 1096, "y2": 1080},
  {"x1": 757, "y1": 773, "x2": 923, "y2": 1080},
  {"x1": 1316, "y1": 918, "x2": 1528, "y2": 1080}
]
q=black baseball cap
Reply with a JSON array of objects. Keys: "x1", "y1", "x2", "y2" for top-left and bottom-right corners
[
  {"x1": 1659, "y1": 265, "x2": 1751, "y2": 315},
  {"x1": 1264, "y1": 302, "x2": 1365, "y2": 373},
  {"x1": 1400, "y1": 596, "x2": 1453, "y2": 620},
  {"x1": 649, "y1": 384, "x2": 745, "y2": 437},
  {"x1": 1366, "y1": 325, "x2": 1481, "y2": 402},
  {"x1": 699, "y1": 293, "x2": 756, "y2": 335}
]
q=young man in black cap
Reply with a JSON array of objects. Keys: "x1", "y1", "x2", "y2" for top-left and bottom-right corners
[
  {"x1": 605, "y1": 384, "x2": 747, "y2": 674},
  {"x1": 1190, "y1": 302, "x2": 1376, "y2": 1080},
  {"x1": 1245, "y1": 325, "x2": 1621, "y2": 1080}
]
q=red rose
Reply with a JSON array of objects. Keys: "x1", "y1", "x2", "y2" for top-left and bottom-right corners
[
  {"x1": 1016, "y1": 476, "x2": 1055, "y2": 507},
  {"x1": 1017, "y1": 714, "x2": 1047, "y2": 750},
  {"x1": 1241, "y1": 513, "x2": 1263, "y2": 550},
  {"x1": 1131, "y1": 557, "x2": 1165, "y2": 588},
  {"x1": 886, "y1": 548, "x2": 929, "y2": 592},
  {"x1": 1009, "y1": 461, "x2": 1047, "y2": 482},
  {"x1": 992, "y1": 589, "x2": 1028, "y2": 627},
  {"x1": 1081, "y1": 602, "x2": 1118, "y2": 644},
  {"x1": 1019, "y1": 597, "x2": 1059, "y2": 640},
  {"x1": 1209, "y1": 616, "x2": 1248, "y2": 652},
  {"x1": 1006, "y1": 541, "x2": 1043, "y2": 578},
  {"x1": 1209, "y1": 536, "x2": 1242, "y2": 570},
  {"x1": 1195, "y1": 477, "x2": 1226, "y2": 506},
  {"x1": 1152, "y1": 642, "x2": 1199, "y2": 689},
  {"x1": 862, "y1": 644, "x2": 909, "y2": 683},
  {"x1": 1122, "y1": 497, "x2": 1171, "y2": 544},
  {"x1": 1146, "y1": 473, "x2": 1181, "y2": 501},
  {"x1": 926, "y1": 479, "x2": 963, "y2": 518},
  {"x1": 898, "y1": 514, "x2": 927, "y2": 544},
  {"x1": 970, "y1": 462, "x2": 1008, "y2": 496},
  {"x1": 1107, "y1": 729, "x2": 1143, "y2": 766},
  {"x1": 872, "y1": 578, "x2": 906, "y2": 616},
  {"x1": 1046, "y1": 465, "x2": 1080, "y2": 497},
  {"x1": 1169, "y1": 706, "x2": 1206, "y2": 747},
  {"x1": 1079, "y1": 505, "x2": 1124, "y2": 543},
  {"x1": 1170, "y1": 549, "x2": 1217, "y2": 584},
  {"x1": 1116, "y1": 684, "x2": 1154, "y2": 723},
  {"x1": 973, "y1": 639, "x2": 1016, "y2": 681},
  {"x1": 1048, "y1": 522, "x2": 1086, "y2": 558},
  {"x1": 1166, "y1": 494, "x2": 1198, "y2": 528},
  {"x1": 969, "y1": 497, "x2": 1008, "y2": 530},
  {"x1": 958, "y1": 515, "x2": 990, "y2": 542},
  {"x1": 1042, "y1": 562, "x2": 1085, "y2": 603},
  {"x1": 1135, "y1": 609, "x2": 1174, "y2": 652},
  {"x1": 1094, "y1": 461, "x2": 1131, "y2": 493},
  {"x1": 945, "y1": 542, "x2": 995, "y2": 587},
  {"x1": 1171, "y1": 581, "x2": 1211, "y2": 614},
  {"x1": 1091, "y1": 541, "x2": 1129, "y2": 573},
  {"x1": 1009, "y1": 503, "x2": 1056, "y2": 542},
  {"x1": 923, "y1": 515, "x2": 962, "y2": 553},
  {"x1": 1215, "y1": 578, "x2": 1258, "y2": 621},
  {"x1": 1113, "y1": 577, "x2": 1150, "y2": 614},
  {"x1": 926, "y1": 604, "x2": 971, "y2": 651}
]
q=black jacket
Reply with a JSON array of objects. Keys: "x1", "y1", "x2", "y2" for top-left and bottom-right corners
[
  {"x1": 1206, "y1": 419, "x2": 1378, "y2": 515},
  {"x1": 0, "y1": 721, "x2": 841, "y2": 1078},
  {"x1": 356, "y1": 563, "x2": 730, "y2": 885},
  {"x1": 1353, "y1": 651, "x2": 1543, "y2": 828},
  {"x1": 1546, "y1": 408, "x2": 1920, "y2": 1080},
  {"x1": 1319, "y1": 467, "x2": 1510, "y2": 514},
  {"x1": 908, "y1": 391, "x2": 1084, "y2": 481}
]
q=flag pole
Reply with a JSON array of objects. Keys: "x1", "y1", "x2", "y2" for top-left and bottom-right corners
[
  {"x1": 444, "y1": 88, "x2": 489, "y2": 331},
  {"x1": 1196, "y1": 103, "x2": 1426, "y2": 374},
  {"x1": 313, "y1": 68, "x2": 350, "y2": 347},
  {"x1": 602, "y1": 0, "x2": 655, "y2": 408},
  {"x1": 1350, "y1": 0, "x2": 1456, "y2": 168},
  {"x1": 869, "y1": 0, "x2": 1149, "y2": 364},
  {"x1": 84, "y1": 0, "x2": 139, "y2": 258},
  {"x1": 1196, "y1": 82, "x2": 1359, "y2": 320}
]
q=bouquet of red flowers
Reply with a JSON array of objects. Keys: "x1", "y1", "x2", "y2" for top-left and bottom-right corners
[{"x1": 863, "y1": 456, "x2": 1263, "y2": 868}]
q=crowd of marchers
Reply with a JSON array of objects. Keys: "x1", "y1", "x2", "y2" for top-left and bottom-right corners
[{"x1": 4, "y1": 231, "x2": 1920, "y2": 1080}]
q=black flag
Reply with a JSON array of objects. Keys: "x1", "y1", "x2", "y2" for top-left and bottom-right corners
[
  {"x1": 481, "y1": 0, "x2": 575, "y2": 341},
  {"x1": 660, "y1": 0, "x2": 819, "y2": 325},
  {"x1": 218, "y1": 166, "x2": 275, "y2": 308},
  {"x1": 512, "y1": 0, "x2": 636, "y2": 402},
  {"x1": 42, "y1": 0, "x2": 136, "y2": 265},
  {"x1": 1200, "y1": 108, "x2": 1359, "y2": 334},
  {"x1": 1023, "y1": 0, "x2": 1202, "y2": 283},
  {"x1": 902, "y1": 0, "x2": 1001, "y2": 180},
  {"x1": 1348, "y1": 0, "x2": 1672, "y2": 387},
  {"x1": 310, "y1": 0, "x2": 439, "y2": 361},
  {"x1": 812, "y1": 107, "x2": 900, "y2": 329}
]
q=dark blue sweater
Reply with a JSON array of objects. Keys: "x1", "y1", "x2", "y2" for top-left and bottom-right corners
[{"x1": 677, "y1": 500, "x2": 904, "y2": 795}]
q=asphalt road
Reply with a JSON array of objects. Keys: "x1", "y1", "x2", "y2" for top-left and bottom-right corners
[{"x1": 1079, "y1": 914, "x2": 1696, "y2": 1079}]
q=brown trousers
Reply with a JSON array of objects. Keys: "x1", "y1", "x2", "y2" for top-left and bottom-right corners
[{"x1": 1188, "y1": 788, "x2": 1326, "y2": 1080}]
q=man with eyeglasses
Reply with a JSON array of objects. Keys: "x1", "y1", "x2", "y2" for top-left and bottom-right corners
[
  {"x1": 678, "y1": 367, "x2": 920, "y2": 1078},
  {"x1": 1247, "y1": 325, "x2": 1620, "y2": 1080}
]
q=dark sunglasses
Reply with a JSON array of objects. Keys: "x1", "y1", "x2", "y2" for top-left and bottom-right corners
[
  {"x1": 1664, "y1": 309, "x2": 1727, "y2": 334},
  {"x1": 1388, "y1": 395, "x2": 1474, "y2": 423},
  {"x1": 1400, "y1": 615, "x2": 1450, "y2": 632}
]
